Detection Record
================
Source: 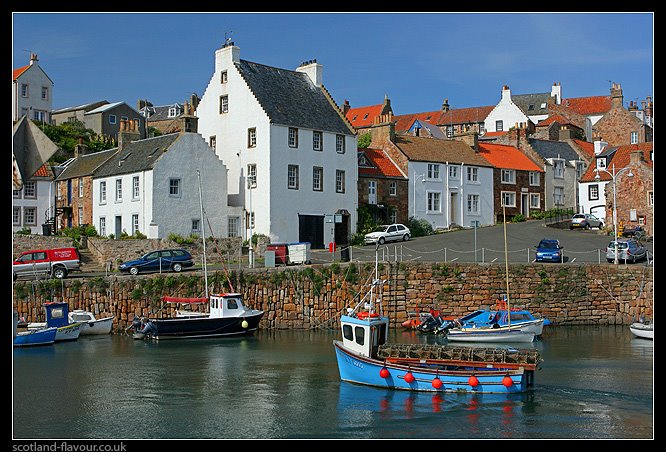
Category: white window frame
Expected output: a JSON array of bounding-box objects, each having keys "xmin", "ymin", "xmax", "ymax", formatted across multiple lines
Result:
[
  {"xmin": 467, "ymin": 194, "xmax": 480, "ymax": 214},
  {"xmin": 336, "ymin": 134, "xmax": 345, "ymax": 154},
  {"xmin": 131, "ymin": 214, "xmax": 139, "ymax": 235},
  {"xmin": 247, "ymin": 164, "xmax": 257, "ymax": 188},
  {"xmin": 23, "ymin": 181, "xmax": 36, "ymax": 198},
  {"xmin": 553, "ymin": 187, "xmax": 564, "ymax": 206},
  {"xmin": 448, "ymin": 166, "xmax": 458, "ymax": 179},
  {"xmin": 501, "ymin": 191, "xmax": 516, "ymax": 207},
  {"xmin": 168, "ymin": 107, "xmax": 177, "ymax": 118},
  {"xmin": 427, "ymin": 191, "xmax": 441, "ymax": 213},
  {"xmin": 530, "ymin": 193, "xmax": 541, "ymax": 209},
  {"xmin": 389, "ymin": 209, "xmax": 397, "ymax": 225},
  {"xmin": 109, "ymin": 114, "xmax": 117, "ymax": 125},
  {"xmin": 219, "ymin": 95, "xmax": 229, "ymax": 114},
  {"xmin": 313, "ymin": 131, "xmax": 323, "ymax": 151},
  {"xmin": 169, "ymin": 178, "xmax": 182, "ymax": 197},
  {"xmin": 496, "ymin": 120, "xmax": 503, "ymax": 132},
  {"xmin": 191, "ymin": 219, "xmax": 201, "ymax": 234},
  {"xmin": 41, "ymin": 86, "xmax": 49, "ymax": 100},
  {"xmin": 248, "ymin": 128, "xmax": 256, "ymax": 148},
  {"xmin": 132, "ymin": 176, "xmax": 140, "ymax": 200},
  {"xmin": 115, "ymin": 179, "xmax": 123, "ymax": 202},
  {"xmin": 427, "ymin": 163, "xmax": 440, "ymax": 180},
  {"xmin": 288, "ymin": 128, "xmax": 298, "ymax": 148},
  {"xmin": 589, "ymin": 184, "xmax": 599, "ymax": 201},
  {"xmin": 228, "ymin": 216, "xmax": 240, "ymax": 238},
  {"xmin": 100, "ymin": 181, "xmax": 107, "ymax": 204},
  {"xmin": 501, "ymin": 169, "xmax": 516, "ymax": 184},
  {"xmin": 466, "ymin": 167, "xmax": 479, "ymax": 183},
  {"xmin": 336, "ymin": 170, "xmax": 345, "ymax": 193},
  {"xmin": 21, "ymin": 83, "xmax": 29, "ymax": 97},
  {"xmin": 313, "ymin": 166, "xmax": 323, "ymax": 191},
  {"xmin": 597, "ymin": 157, "xmax": 607, "ymax": 169},
  {"xmin": 553, "ymin": 160, "xmax": 565, "ymax": 179},
  {"xmin": 630, "ymin": 131, "xmax": 638, "ymax": 144},
  {"xmin": 13, "ymin": 207, "xmax": 21, "ymax": 226},
  {"xmin": 287, "ymin": 165, "xmax": 299, "ymax": 190},
  {"xmin": 529, "ymin": 171, "xmax": 540, "ymax": 186},
  {"xmin": 13, "ymin": 188, "xmax": 21, "ymax": 199},
  {"xmin": 76, "ymin": 177, "xmax": 83, "ymax": 198},
  {"xmin": 647, "ymin": 191, "xmax": 653, "ymax": 206},
  {"xmin": 23, "ymin": 207, "xmax": 36, "ymax": 226},
  {"xmin": 389, "ymin": 181, "xmax": 397, "ymax": 196},
  {"xmin": 99, "ymin": 217, "xmax": 106, "ymax": 236},
  {"xmin": 78, "ymin": 207, "xmax": 84, "ymax": 225}
]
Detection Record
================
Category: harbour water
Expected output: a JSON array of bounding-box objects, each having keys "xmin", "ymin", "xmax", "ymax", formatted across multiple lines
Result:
[{"xmin": 12, "ymin": 325, "xmax": 653, "ymax": 440}]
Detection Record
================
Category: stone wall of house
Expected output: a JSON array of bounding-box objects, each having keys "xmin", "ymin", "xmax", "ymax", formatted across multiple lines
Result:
[
  {"xmin": 357, "ymin": 178, "xmax": 410, "ymax": 225},
  {"xmin": 592, "ymin": 107, "xmax": 646, "ymax": 146},
  {"xmin": 13, "ymin": 261, "xmax": 653, "ymax": 334}
]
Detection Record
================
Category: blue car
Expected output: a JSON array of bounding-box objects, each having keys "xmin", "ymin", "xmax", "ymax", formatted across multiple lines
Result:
[
  {"xmin": 119, "ymin": 249, "xmax": 194, "ymax": 275},
  {"xmin": 535, "ymin": 239, "xmax": 563, "ymax": 263}
]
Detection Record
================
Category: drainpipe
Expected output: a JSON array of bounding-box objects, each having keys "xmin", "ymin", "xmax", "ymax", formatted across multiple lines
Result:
[
  {"xmin": 445, "ymin": 162, "xmax": 449, "ymax": 228},
  {"xmin": 460, "ymin": 162, "xmax": 465, "ymax": 227}
]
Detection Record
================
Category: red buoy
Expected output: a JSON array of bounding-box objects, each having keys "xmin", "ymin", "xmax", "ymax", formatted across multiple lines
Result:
[
  {"xmin": 502, "ymin": 376, "xmax": 513, "ymax": 387},
  {"xmin": 431, "ymin": 377, "xmax": 443, "ymax": 389},
  {"xmin": 404, "ymin": 372, "xmax": 415, "ymax": 383},
  {"xmin": 468, "ymin": 375, "xmax": 479, "ymax": 387},
  {"xmin": 379, "ymin": 367, "xmax": 390, "ymax": 379}
]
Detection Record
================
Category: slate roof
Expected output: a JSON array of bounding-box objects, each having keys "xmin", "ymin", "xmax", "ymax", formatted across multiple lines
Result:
[
  {"xmin": 346, "ymin": 104, "xmax": 384, "ymax": 128},
  {"xmin": 393, "ymin": 136, "xmax": 492, "ymax": 167},
  {"xmin": 144, "ymin": 104, "xmax": 183, "ymax": 122},
  {"xmin": 528, "ymin": 139, "xmax": 581, "ymax": 161},
  {"xmin": 512, "ymin": 93, "xmax": 551, "ymax": 116},
  {"xmin": 408, "ymin": 119, "xmax": 447, "ymax": 139},
  {"xmin": 579, "ymin": 142, "xmax": 653, "ymax": 182},
  {"xmin": 358, "ymin": 149, "xmax": 406, "ymax": 179},
  {"xmin": 235, "ymin": 59, "xmax": 353, "ymax": 135},
  {"xmin": 86, "ymin": 101, "xmax": 131, "ymax": 115},
  {"xmin": 93, "ymin": 133, "xmax": 181, "ymax": 178},
  {"xmin": 54, "ymin": 148, "xmax": 119, "ymax": 181},
  {"xmin": 52, "ymin": 101, "xmax": 109, "ymax": 114},
  {"xmin": 477, "ymin": 143, "xmax": 543, "ymax": 172}
]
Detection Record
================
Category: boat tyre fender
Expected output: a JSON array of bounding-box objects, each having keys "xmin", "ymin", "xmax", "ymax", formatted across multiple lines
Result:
[{"xmin": 357, "ymin": 312, "xmax": 379, "ymax": 320}]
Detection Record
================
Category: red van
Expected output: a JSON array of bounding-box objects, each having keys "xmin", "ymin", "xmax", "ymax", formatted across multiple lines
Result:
[{"xmin": 13, "ymin": 247, "xmax": 81, "ymax": 281}]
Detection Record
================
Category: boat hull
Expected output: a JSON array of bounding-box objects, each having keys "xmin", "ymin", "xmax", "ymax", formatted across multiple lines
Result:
[
  {"xmin": 151, "ymin": 312, "xmax": 264, "ymax": 340},
  {"xmin": 78, "ymin": 317, "xmax": 114, "ymax": 335},
  {"xmin": 446, "ymin": 329, "xmax": 535, "ymax": 343},
  {"xmin": 55, "ymin": 323, "xmax": 82, "ymax": 341},
  {"xmin": 14, "ymin": 327, "xmax": 57, "ymax": 347},
  {"xmin": 630, "ymin": 323, "xmax": 653, "ymax": 340},
  {"xmin": 334, "ymin": 341, "xmax": 533, "ymax": 394}
]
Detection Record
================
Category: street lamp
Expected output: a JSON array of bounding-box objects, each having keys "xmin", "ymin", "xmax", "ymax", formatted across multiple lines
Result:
[
  {"xmin": 412, "ymin": 171, "xmax": 426, "ymax": 218},
  {"xmin": 237, "ymin": 151, "xmax": 254, "ymax": 268},
  {"xmin": 595, "ymin": 163, "xmax": 633, "ymax": 264}
]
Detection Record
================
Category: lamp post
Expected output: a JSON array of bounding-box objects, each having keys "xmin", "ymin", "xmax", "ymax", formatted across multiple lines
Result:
[
  {"xmin": 595, "ymin": 163, "xmax": 633, "ymax": 264},
  {"xmin": 412, "ymin": 171, "xmax": 426, "ymax": 218},
  {"xmin": 237, "ymin": 151, "xmax": 254, "ymax": 268}
]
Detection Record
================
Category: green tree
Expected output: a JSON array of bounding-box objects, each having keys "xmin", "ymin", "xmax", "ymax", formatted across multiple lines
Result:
[
  {"xmin": 357, "ymin": 132, "xmax": 372, "ymax": 149},
  {"xmin": 37, "ymin": 120, "xmax": 116, "ymax": 163}
]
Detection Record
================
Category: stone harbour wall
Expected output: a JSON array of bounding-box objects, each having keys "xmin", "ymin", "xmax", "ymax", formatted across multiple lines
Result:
[{"xmin": 12, "ymin": 262, "xmax": 653, "ymax": 333}]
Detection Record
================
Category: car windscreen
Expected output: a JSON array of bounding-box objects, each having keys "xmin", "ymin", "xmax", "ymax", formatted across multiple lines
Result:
[
  {"xmin": 373, "ymin": 226, "xmax": 387, "ymax": 232},
  {"xmin": 539, "ymin": 241, "xmax": 558, "ymax": 249},
  {"xmin": 609, "ymin": 242, "xmax": 628, "ymax": 249}
]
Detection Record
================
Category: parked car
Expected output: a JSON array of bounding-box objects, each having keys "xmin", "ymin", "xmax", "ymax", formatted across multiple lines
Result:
[
  {"xmin": 13, "ymin": 247, "xmax": 81, "ymax": 281},
  {"xmin": 119, "ymin": 249, "xmax": 194, "ymax": 275},
  {"xmin": 606, "ymin": 239, "xmax": 647, "ymax": 263},
  {"xmin": 535, "ymin": 239, "xmax": 563, "ymax": 263},
  {"xmin": 570, "ymin": 213, "xmax": 603, "ymax": 230},
  {"xmin": 364, "ymin": 224, "xmax": 411, "ymax": 245},
  {"xmin": 622, "ymin": 225, "xmax": 646, "ymax": 239}
]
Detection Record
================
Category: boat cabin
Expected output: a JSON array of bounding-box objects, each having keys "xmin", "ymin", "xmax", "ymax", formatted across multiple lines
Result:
[
  {"xmin": 209, "ymin": 293, "xmax": 247, "ymax": 319},
  {"xmin": 44, "ymin": 302, "xmax": 71, "ymax": 328},
  {"xmin": 340, "ymin": 312, "xmax": 389, "ymax": 358},
  {"xmin": 69, "ymin": 310, "xmax": 95, "ymax": 323}
]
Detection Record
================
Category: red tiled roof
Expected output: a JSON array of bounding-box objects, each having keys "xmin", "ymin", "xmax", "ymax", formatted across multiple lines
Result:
[
  {"xmin": 359, "ymin": 148, "xmax": 406, "ymax": 178},
  {"xmin": 579, "ymin": 142, "xmax": 653, "ymax": 182},
  {"xmin": 562, "ymin": 96, "xmax": 612, "ymax": 115},
  {"xmin": 438, "ymin": 106, "xmax": 494, "ymax": 125},
  {"xmin": 346, "ymin": 104, "xmax": 384, "ymax": 128},
  {"xmin": 536, "ymin": 114, "xmax": 571, "ymax": 126},
  {"xmin": 482, "ymin": 131, "xmax": 507, "ymax": 137},
  {"xmin": 32, "ymin": 164, "xmax": 52, "ymax": 178},
  {"xmin": 572, "ymin": 139, "xmax": 596, "ymax": 159},
  {"xmin": 394, "ymin": 111, "xmax": 442, "ymax": 132},
  {"xmin": 13, "ymin": 65, "xmax": 30, "ymax": 81},
  {"xmin": 477, "ymin": 143, "xmax": 543, "ymax": 172}
]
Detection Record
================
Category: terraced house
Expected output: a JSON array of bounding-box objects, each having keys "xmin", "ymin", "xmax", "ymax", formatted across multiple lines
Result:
[{"xmin": 196, "ymin": 41, "xmax": 358, "ymax": 248}]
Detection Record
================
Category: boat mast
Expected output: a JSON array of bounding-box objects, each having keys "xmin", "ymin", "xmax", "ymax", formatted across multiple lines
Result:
[
  {"xmin": 503, "ymin": 205, "xmax": 511, "ymax": 329},
  {"xmin": 197, "ymin": 169, "xmax": 209, "ymax": 299}
]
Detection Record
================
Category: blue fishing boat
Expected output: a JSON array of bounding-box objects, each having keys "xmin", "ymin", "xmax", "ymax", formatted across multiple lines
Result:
[
  {"xmin": 449, "ymin": 302, "xmax": 550, "ymax": 336},
  {"xmin": 14, "ymin": 327, "xmax": 57, "ymax": 347},
  {"xmin": 333, "ymin": 251, "xmax": 542, "ymax": 394},
  {"xmin": 27, "ymin": 302, "xmax": 82, "ymax": 342}
]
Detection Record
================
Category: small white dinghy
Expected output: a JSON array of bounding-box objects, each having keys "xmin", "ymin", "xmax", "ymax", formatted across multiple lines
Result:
[
  {"xmin": 68, "ymin": 310, "xmax": 114, "ymax": 335},
  {"xmin": 630, "ymin": 320, "xmax": 653, "ymax": 340}
]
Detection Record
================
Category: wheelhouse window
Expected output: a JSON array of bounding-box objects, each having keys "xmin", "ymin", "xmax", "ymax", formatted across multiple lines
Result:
[{"xmin": 288, "ymin": 128, "xmax": 299, "ymax": 148}]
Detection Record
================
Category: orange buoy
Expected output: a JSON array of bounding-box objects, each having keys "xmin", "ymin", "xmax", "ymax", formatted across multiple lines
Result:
[
  {"xmin": 468, "ymin": 375, "xmax": 479, "ymax": 387},
  {"xmin": 432, "ymin": 376, "xmax": 443, "ymax": 389},
  {"xmin": 404, "ymin": 371, "xmax": 415, "ymax": 383},
  {"xmin": 502, "ymin": 376, "xmax": 513, "ymax": 387},
  {"xmin": 357, "ymin": 311, "xmax": 380, "ymax": 320},
  {"xmin": 379, "ymin": 367, "xmax": 390, "ymax": 378}
]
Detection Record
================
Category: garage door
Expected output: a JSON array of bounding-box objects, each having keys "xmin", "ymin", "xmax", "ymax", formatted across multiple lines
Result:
[{"xmin": 298, "ymin": 215, "xmax": 324, "ymax": 249}]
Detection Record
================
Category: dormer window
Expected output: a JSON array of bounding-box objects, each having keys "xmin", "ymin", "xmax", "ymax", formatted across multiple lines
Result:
[
  {"xmin": 168, "ymin": 107, "xmax": 177, "ymax": 118},
  {"xmin": 363, "ymin": 113, "xmax": 368, "ymax": 120},
  {"xmin": 541, "ymin": 103, "xmax": 547, "ymax": 108},
  {"xmin": 352, "ymin": 115, "xmax": 357, "ymax": 121},
  {"xmin": 597, "ymin": 157, "xmax": 607, "ymax": 169},
  {"xmin": 528, "ymin": 104, "xmax": 535, "ymax": 111}
]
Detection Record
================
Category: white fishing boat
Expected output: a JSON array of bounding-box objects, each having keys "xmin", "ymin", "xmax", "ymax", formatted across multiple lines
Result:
[
  {"xmin": 68, "ymin": 310, "xmax": 114, "ymax": 335},
  {"xmin": 630, "ymin": 320, "xmax": 653, "ymax": 340}
]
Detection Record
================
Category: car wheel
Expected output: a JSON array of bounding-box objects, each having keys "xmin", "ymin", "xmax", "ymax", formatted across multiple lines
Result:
[
  {"xmin": 607, "ymin": 259, "xmax": 613, "ymax": 263},
  {"xmin": 52, "ymin": 267, "xmax": 67, "ymax": 279},
  {"xmin": 584, "ymin": 224, "xmax": 590, "ymax": 230},
  {"xmin": 129, "ymin": 267, "xmax": 139, "ymax": 276},
  {"xmin": 172, "ymin": 263, "xmax": 183, "ymax": 272},
  {"xmin": 378, "ymin": 237, "xmax": 385, "ymax": 245},
  {"xmin": 569, "ymin": 226, "xmax": 574, "ymax": 230},
  {"xmin": 403, "ymin": 234, "xmax": 410, "ymax": 242},
  {"xmin": 599, "ymin": 223, "xmax": 603, "ymax": 229}
]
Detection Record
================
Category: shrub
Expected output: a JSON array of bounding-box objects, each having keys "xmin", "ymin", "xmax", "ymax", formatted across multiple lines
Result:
[
  {"xmin": 408, "ymin": 217, "xmax": 433, "ymax": 238},
  {"xmin": 511, "ymin": 213, "xmax": 526, "ymax": 223},
  {"xmin": 15, "ymin": 227, "xmax": 32, "ymax": 235},
  {"xmin": 357, "ymin": 132, "xmax": 372, "ymax": 149}
]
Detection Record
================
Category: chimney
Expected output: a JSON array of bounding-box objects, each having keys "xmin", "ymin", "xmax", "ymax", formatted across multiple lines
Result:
[
  {"xmin": 501, "ymin": 85, "xmax": 511, "ymax": 102},
  {"xmin": 179, "ymin": 100, "xmax": 198, "ymax": 134},
  {"xmin": 74, "ymin": 137, "xmax": 88, "ymax": 158},
  {"xmin": 296, "ymin": 59, "xmax": 323, "ymax": 87},
  {"xmin": 628, "ymin": 101, "xmax": 638, "ymax": 111},
  {"xmin": 370, "ymin": 113, "xmax": 395, "ymax": 146},
  {"xmin": 118, "ymin": 119, "xmax": 141, "ymax": 151},
  {"xmin": 459, "ymin": 132, "xmax": 478, "ymax": 151},
  {"xmin": 610, "ymin": 82, "xmax": 623, "ymax": 109},
  {"xmin": 558, "ymin": 126, "xmax": 573, "ymax": 141},
  {"xmin": 550, "ymin": 82, "xmax": 562, "ymax": 105},
  {"xmin": 645, "ymin": 96, "xmax": 653, "ymax": 117},
  {"xmin": 342, "ymin": 100, "xmax": 350, "ymax": 116},
  {"xmin": 630, "ymin": 149, "xmax": 645, "ymax": 165},
  {"xmin": 29, "ymin": 53, "xmax": 38, "ymax": 65},
  {"xmin": 215, "ymin": 41, "xmax": 240, "ymax": 74},
  {"xmin": 442, "ymin": 98, "xmax": 450, "ymax": 112},
  {"xmin": 593, "ymin": 139, "xmax": 608, "ymax": 155},
  {"xmin": 507, "ymin": 123, "xmax": 523, "ymax": 148},
  {"xmin": 190, "ymin": 93, "xmax": 200, "ymax": 113},
  {"xmin": 382, "ymin": 94, "xmax": 392, "ymax": 114}
]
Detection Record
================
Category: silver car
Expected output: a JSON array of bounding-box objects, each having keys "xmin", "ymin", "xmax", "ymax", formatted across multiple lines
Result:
[
  {"xmin": 364, "ymin": 224, "xmax": 411, "ymax": 245},
  {"xmin": 570, "ymin": 213, "xmax": 604, "ymax": 230},
  {"xmin": 606, "ymin": 239, "xmax": 647, "ymax": 263}
]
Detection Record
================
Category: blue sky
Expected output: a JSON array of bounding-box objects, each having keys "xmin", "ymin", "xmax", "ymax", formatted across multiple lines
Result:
[{"xmin": 12, "ymin": 12, "xmax": 654, "ymax": 114}]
